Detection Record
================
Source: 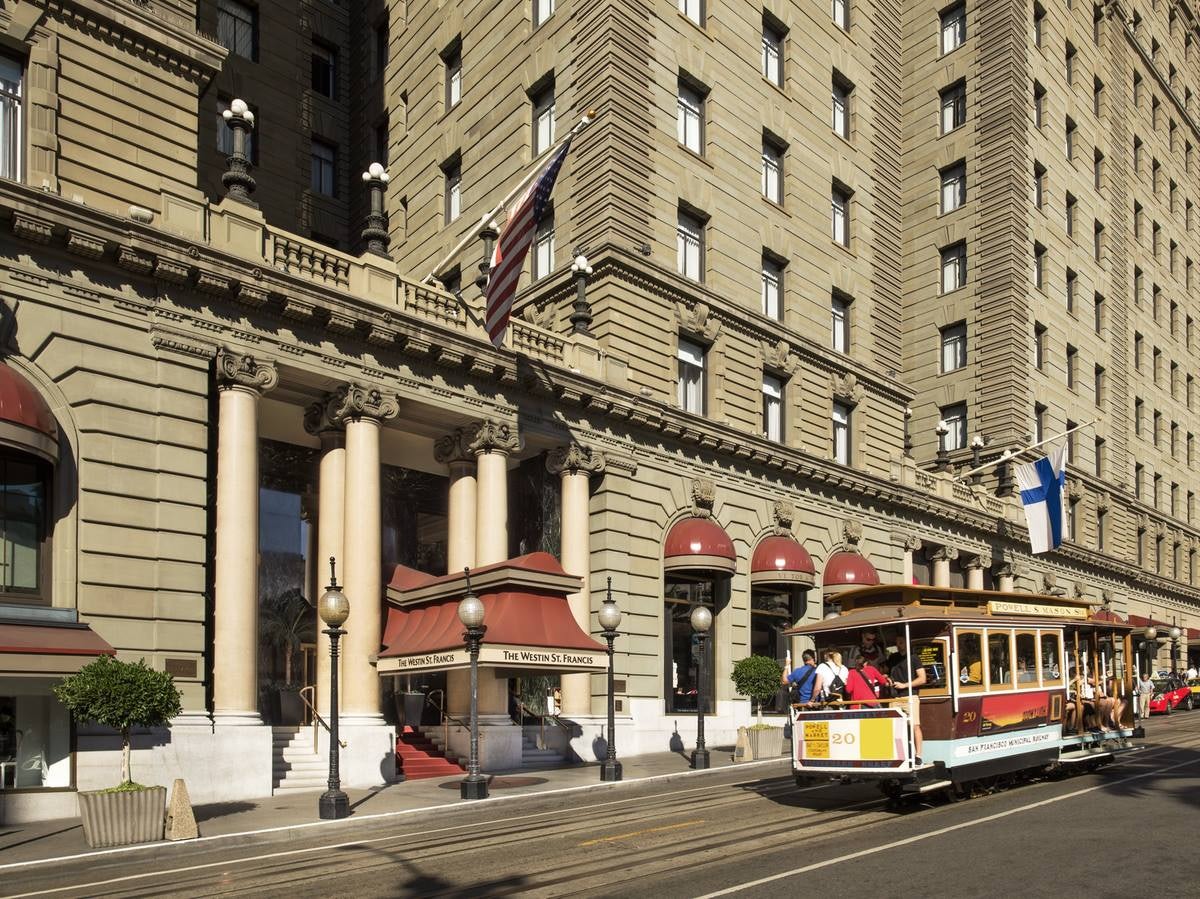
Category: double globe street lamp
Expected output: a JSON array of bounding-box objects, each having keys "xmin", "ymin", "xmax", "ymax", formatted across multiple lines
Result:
[
  {"xmin": 690, "ymin": 605, "xmax": 712, "ymax": 770},
  {"xmin": 598, "ymin": 578, "xmax": 622, "ymax": 782},
  {"xmin": 317, "ymin": 557, "xmax": 350, "ymax": 820},
  {"xmin": 458, "ymin": 569, "xmax": 489, "ymax": 801}
]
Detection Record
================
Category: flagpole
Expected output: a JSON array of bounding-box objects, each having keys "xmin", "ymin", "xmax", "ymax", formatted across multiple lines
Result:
[
  {"xmin": 952, "ymin": 419, "xmax": 1095, "ymax": 484},
  {"xmin": 421, "ymin": 111, "xmax": 596, "ymax": 285}
]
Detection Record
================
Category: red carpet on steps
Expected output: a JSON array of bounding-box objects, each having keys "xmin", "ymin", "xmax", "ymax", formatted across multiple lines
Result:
[{"xmin": 396, "ymin": 727, "xmax": 466, "ymax": 779}]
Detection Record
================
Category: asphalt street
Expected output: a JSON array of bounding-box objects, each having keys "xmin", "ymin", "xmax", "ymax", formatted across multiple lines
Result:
[{"xmin": 3, "ymin": 713, "xmax": 1199, "ymax": 898}]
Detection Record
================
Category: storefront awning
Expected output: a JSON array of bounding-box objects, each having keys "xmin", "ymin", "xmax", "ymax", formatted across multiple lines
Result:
[
  {"xmin": 750, "ymin": 535, "xmax": 815, "ymax": 588},
  {"xmin": 663, "ymin": 516, "xmax": 736, "ymax": 576},
  {"xmin": 0, "ymin": 361, "xmax": 58, "ymax": 462},
  {"xmin": 378, "ymin": 552, "xmax": 607, "ymax": 674},
  {"xmin": 0, "ymin": 620, "xmax": 116, "ymax": 674},
  {"xmin": 822, "ymin": 549, "xmax": 880, "ymax": 594}
]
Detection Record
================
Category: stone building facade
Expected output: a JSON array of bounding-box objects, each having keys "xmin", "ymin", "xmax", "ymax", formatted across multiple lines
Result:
[{"xmin": 0, "ymin": 0, "xmax": 1197, "ymax": 823}]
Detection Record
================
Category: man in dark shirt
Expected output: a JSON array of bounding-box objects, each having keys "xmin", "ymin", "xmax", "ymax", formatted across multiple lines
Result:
[
  {"xmin": 781, "ymin": 649, "xmax": 819, "ymax": 704},
  {"xmin": 887, "ymin": 634, "xmax": 927, "ymax": 764}
]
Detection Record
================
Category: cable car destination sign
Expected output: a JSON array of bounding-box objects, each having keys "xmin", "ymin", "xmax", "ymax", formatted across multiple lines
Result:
[{"xmin": 986, "ymin": 600, "xmax": 1087, "ymax": 619}]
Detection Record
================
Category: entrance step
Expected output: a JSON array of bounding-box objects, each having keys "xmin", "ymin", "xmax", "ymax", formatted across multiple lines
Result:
[
  {"xmin": 272, "ymin": 726, "xmax": 328, "ymax": 792},
  {"xmin": 397, "ymin": 727, "xmax": 465, "ymax": 780}
]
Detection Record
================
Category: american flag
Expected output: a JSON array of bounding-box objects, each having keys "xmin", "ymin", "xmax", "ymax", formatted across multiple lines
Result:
[{"xmin": 484, "ymin": 139, "xmax": 572, "ymax": 347}]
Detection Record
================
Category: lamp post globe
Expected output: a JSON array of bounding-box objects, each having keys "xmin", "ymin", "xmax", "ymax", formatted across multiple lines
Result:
[
  {"xmin": 318, "ymin": 557, "xmax": 350, "ymax": 820},
  {"xmin": 598, "ymin": 578, "xmax": 622, "ymax": 782},
  {"xmin": 690, "ymin": 605, "xmax": 712, "ymax": 770},
  {"xmin": 458, "ymin": 569, "xmax": 489, "ymax": 801}
]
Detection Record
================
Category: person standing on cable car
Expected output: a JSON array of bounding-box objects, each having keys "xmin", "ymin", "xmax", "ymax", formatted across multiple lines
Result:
[
  {"xmin": 887, "ymin": 634, "xmax": 927, "ymax": 765},
  {"xmin": 780, "ymin": 649, "xmax": 819, "ymax": 705},
  {"xmin": 846, "ymin": 630, "xmax": 886, "ymax": 670}
]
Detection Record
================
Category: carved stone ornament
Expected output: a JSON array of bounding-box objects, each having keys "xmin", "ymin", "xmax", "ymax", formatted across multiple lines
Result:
[
  {"xmin": 521, "ymin": 302, "xmax": 556, "ymax": 330},
  {"xmin": 215, "ymin": 349, "xmax": 278, "ymax": 393},
  {"xmin": 464, "ymin": 419, "xmax": 521, "ymax": 456},
  {"xmin": 1096, "ymin": 491, "xmax": 1111, "ymax": 512},
  {"xmin": 322, "ymin": 382, "xmax": 400, "ymax": 425},
  {"xmin": 1171, "ymin": 528, "xmax": 1182, "ymax": 547},
  {"xmin": 676, "ymin": 301, "xmax": 722, "ymax": 342},
  {"xmin": 1066, "ymin": 478, "xmax": 1084, "ymax": 501},
  {"xmin": 831, "ymin": 372, "xmax": 866, "ymax": 405},
  {"xmin": 901, "ymin": 533, "xmax": 924, "ymax": 553},
  {"xmin": 303, "ymin": 395, "xmax": 342, "ymax": 436},
  {"xmin": 772, "ymin": 500, "xmax": 795, "ymax": 536},
  {"xmin": 964, "ymin": 551, "xmax": 992, "ymax": 570},
  {"xmin": 841, "ymin": 518, "xmax": 863, "ymax": 549},
  {"xmin": 546, "ymin": 442, "xmax": 607, "ymax": 477},
  {"xmin": 1041, "ymin": 571, "xmax": 1062, "ymax": 595},
  {"xmin": 1071, "ymin": 581, "xmax": 1087, "ymax": 599},
  {"xmin": 930, "ymin": 545, "xmax": 959, "ymax": 563},
  {"xmin": 433, "ymin": 428, "xmax": 473, "ymax": 465},
  {"xmin": 691, "ymin": 477, "xmax": 716, "ymax": 519},
  {"xmin": 1154, "ymin": 520, "xmax": 1168, "ymax": 539},
  {"xmin": 761, "ymin": 339, "xmax": 798, "ymax": 375},
  {"xmin": 1136, "ymin": 513, "xmax": 1149, "ymax": 532},
  {"xmin": 1101, "ymin": 589, "xmax": 1114, "ymax": 609}
]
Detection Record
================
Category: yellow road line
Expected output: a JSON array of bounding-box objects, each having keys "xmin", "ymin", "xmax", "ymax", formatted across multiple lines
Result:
[{"xmin": 579, "ymin": 819, "xmax": 705, "ymax": 847}]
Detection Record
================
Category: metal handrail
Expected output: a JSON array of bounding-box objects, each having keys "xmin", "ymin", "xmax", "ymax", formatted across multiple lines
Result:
[
  {"xmin": 517, "ymin": 703, "xmax": 572, "ymax": 750},
  {"xmin": 423, "ymin": 688, "xmax": 484, "ymax": 751},
  {"xmin": 298, "ymin": 686, "xmax": 346, "ymax": 753}
]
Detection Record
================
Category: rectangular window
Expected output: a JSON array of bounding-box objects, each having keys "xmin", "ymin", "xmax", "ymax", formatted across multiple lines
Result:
[
  {"xmin": 443, "ymin": 40, "xmax": 462, "ymax": 109},
  {"xmin": 832, "ymin": 0, "xmax": 848, "ymax": 30},
  {"xmin": 831, "ymin": 186, "xmax": 850, "ymax": 247},
  {"xmin": 1093, "ymin": 293, "xmax": 1104, "ymax": 333},
  {"xmin": 0, "ymin": 56, "xmax": 20, "ymax": 182},
  {"xmin": 940, "ymin": 82, "xmax": 966, "ymax": 134},
  {"xmin": 218, "ymin": 0, "xmax": 257, "ymax": 61},
  {"xmin": 532, "ymin": 82, "xmax": 556, "ymax": 155},
  {"xmin": 1066, "ymin": 421, "xmax": 1078, "ymax": 466},
  {"xmin": 311, "ymin": 42, "xmax": 336, "ymax": 99},
  {"xmin": 762, "ymin": 136, "xmax": 784, "ymax": 203},
  {"xmin": 1093, "ymin": 76, "xmax": 1104, "ymax": 116},
  {"xmin": 941, "ymin": 321, "xmax": 967, "ymax": 372},
  {"xmin": 762, "ymin": 18, "xmax": 784, "ymax": 87},
  {"xmin": 941, "ymin": 242, "xmax": 966, "ymax": 292},
  {"xmin": 534, "ymin": 0, "xmax": 555, "ymax": 27},
  {"xmin": 831, "ymin": 292, "xmax": 850, "ymax": 353},
  {"xmin": 677, "ymin": 79, "xmax": 704, "ymax": 153},
  {"xmin": 832, "ymin": 402, "xmax": 852, "ymax": 465},
  {"xmin": 762, "ymin": 374, "xmax": 784, "ymax": 442},
  {"xmin": 940, "ymin": 403, "xmax": 968, "ymax": 450},
  {"xmin": 1066, "ymin": 268, "xmax": 1076, "ymax": 313},
  {"xmin": 0, "ymin": 677, "xmax": 70, "ymax": 788},
  {"xmin": 1034, "ymin": 323, "xmax": 1046, "ymax": 369},
  {"xmin": 1135, "ymin": 397, "xmax": 1144, "ymax": 436},
  {"xmin": 941, "ymin": 3, "xmax": 966, "ymax": 54},
  {"xmin": 374, "ymin": 117, "xmax": 388, "ymax": 166},
  {"xmin": 1065, "ymin": 117, "xmax": 1076, "ymax": 160},
  {"xmin": 1066, "ymin": 193, "xmax": 1076, "ymax": 235},
  {"xmin": 1034, "ymin": 242, "xmax": 1046, "ymax": 289},
  {"xmin": 1065, "ymin": 41, "xmax": 1076, "ymax": 85},
  {"xmin": 1094, "ymin": 364, "xmax": 1106, "ymax": 405},
  {"xmin": 1094, "ymin": 436, "xmax": 1106, "ymax": 476},
  {"xmin": 1097, "ymin": 508, "xmax": 1107, "ymax": 550},
  {"xmin": 1034, "ymin": 82, "xmax": 1046, "ymax": 128},
  {"xmin": 1093, "ymin": 149, "xmax": 1104, "ymax": 189},
  {"xmin": 940, "ymin": 161, "xmax": 966, "ymax": 213},
  {"xmin": 1066, "ymin": 344, "xmax": 1077, "ymax": 389},
  {"xmin": 1134, "ymin": 331, "xmax": 1143, "ymax": 370},
  {"xmin": 1033, "ymin": 162, "xmax": 1045, "ymax": 207},
  {"xmin": 762, "ymin": 255, "xmax": 783, "ymax": 320},
  {"xmin": 832, "ymin": 78, "xmax": 851, "ymax": 139},
  {"xmin": 443, "ymin": 155, "xmax": 461, "ymax": 222},
  {"xmin": 310, "ymin": 139, "xmax": 336, "ymax": 196},
  {"xmin": 676, "ymin": 208, "xmax": 704, "ymax": 281},
  {"xmin": 679, "ymin": 0, "xmax": 704, "ymax": 26},
  {"xmin": 373, "ymin": 24, "xmax": 388, "ymax": 81},
  {"xmin": 1033, "ymin": 3, "xmax": 1045, "ymax": 46},
  {"xmin": 532, "ymin": 211, "xmax": 555, "ymax": 280},
  {"xmin": 1034, "ymin": 403, "xmax": 1046, "ymax": 444},
  {"xmin": 677, "ymin": 338, "xmax": 706, "ymax": 414},
  {"xmin": 1094, "ymin": 221, "xmax": 1104, "ymax": 262}
]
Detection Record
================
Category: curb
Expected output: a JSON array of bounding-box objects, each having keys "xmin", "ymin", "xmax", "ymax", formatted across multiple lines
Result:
[{"xmin": 0, "ymin": 756, "xmax": 792, "ymax": 872}]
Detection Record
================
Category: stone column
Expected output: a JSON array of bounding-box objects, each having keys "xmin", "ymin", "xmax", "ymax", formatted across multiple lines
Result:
[
  {"xmin": 900, "ymin": 534, "xmax": 922, "ymax": 586},
  {"xmin": 305, "ymin": 401, "xmax": 347, "ymax": 718},
  {"xmin": 964, "ymin": 552, "xmax": 991, "ymax": 591},
  {"xmin": 547, "ymin": 443, "xmax": 606, "ymax": 716},
  {"xmin": 212, "ymin": 350, "xmax": 277, "ymax": 725},
  {"xmin": 930, "ymin": 546, "xmax": 958, "ymax": 588},
  {"xmin": 329, "ymin": 383, "xmax": 399, "ymax": 723},
  {"xmin": 468, "ymin": 419, "xmax": 520, "ymax": 566},
  {"xmin": 995, "ymin": 561, "xmax": 1016, "ymax": 593},
  {"xmin": 435, "ymin": 429, "xmax": 477, "ymax": 573}
]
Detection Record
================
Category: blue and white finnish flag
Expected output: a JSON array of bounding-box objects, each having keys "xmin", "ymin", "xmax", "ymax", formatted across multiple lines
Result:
[{"xmin": 1015, "ymin": 446, "xmax": 1068, "ymax": 554}]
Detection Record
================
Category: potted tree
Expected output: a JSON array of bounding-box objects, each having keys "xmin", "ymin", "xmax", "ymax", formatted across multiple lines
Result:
[
  {"xmin": 731, "ymin": 655, "xmax": 785, "ymax": 761},
  {"xmin": 260, "ymin": 588, "xmax": 315, "ymax": 724},
  {"xmin": 54, "ymin": 656, "xmax": 182, "ymax": 848}
]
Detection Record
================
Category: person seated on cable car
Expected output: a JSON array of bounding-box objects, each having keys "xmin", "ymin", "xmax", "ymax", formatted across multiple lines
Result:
[
  {"xmin": 1017, "ymin": 656, "xmax": 1037, "ymax": 683},
  {"xmin": 845, "ymin": 654, "xmax": 886, "ymax": 709},
  {"xmin": 1101, "ymin": 677, "xmax": 1127, "ymax": 729}
]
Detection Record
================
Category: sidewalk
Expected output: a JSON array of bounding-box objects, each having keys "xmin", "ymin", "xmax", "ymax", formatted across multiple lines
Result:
[{"xmin": 0, "ymin": 747, "xmax": 790, "ymax": 868}]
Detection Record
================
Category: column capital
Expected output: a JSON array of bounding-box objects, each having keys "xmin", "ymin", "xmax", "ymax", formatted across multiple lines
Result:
[
  {"xmin": 434, "ymin": 428, "xmax": 474, "ymax": 465},
  {"xmin": 929, "ymin": 545, "xmax": 959, "ymax": 563},
  {"xmin": 311, "ymin": 382, "xmax": 400, "ymax": 428},
  {"xmin": 465, "ymin": 419, "xmax": 521, "ymax": 456},
  {"xmin": 546, "ymin": 442, "xmax": 606, "ymax": 477},
  {"xmin": 963, "ymin": 551, "xmax": 992, "ymax": 571},
  {"xmin": 894, "ymin": 532, "xmax": 923, "ymax": 553},
  {"xmin": 216, "ymin": 349, "xmax": 278, "ymax": 393}
]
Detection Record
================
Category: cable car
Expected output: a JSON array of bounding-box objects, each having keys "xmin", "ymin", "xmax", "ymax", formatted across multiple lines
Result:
[{"xmin": 786, "ymin": 585, "xmax": 1137, "ymax": 802}]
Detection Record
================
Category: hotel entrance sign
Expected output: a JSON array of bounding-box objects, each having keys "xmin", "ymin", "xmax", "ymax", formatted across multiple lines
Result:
[{"xmin": 377, "ymin": 643, "xmax": 606, "ymax": 674}]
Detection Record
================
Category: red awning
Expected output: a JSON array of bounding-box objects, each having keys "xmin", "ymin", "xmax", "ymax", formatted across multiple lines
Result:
[
  {"xmin": 0, "ymin": 362, "xmax": 58, "ymax": 461},
  {"xmin": 1093, "ymin": 609, "xmax": 1127, "ymax": 624},
  {"xmin": 750, "ymin": 535, "xmax": 815, "ymax": 588},
  {"xmin": 0, "ymin": 620, "xmax": 116, "ymax": 674},
  {"xmin": 378, "ymin": 553, "xmax": 607, "ymax": 674},
  {"xmin": 822, "ymin": 549, "xmax": 880, "ymax": 593},
  {"xmin": 663, "ymin": 517, "xmax": 736, "ymax": 576}
]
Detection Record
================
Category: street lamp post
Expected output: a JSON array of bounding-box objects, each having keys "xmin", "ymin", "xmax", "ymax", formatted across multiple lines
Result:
[
  {"xmin": 690, "ymin": 605, "xmax": 712, "ymax": 770},
  {"xmin": 1169, "ymin": 621, "xmax": 1182, "ymax": 675},
  {"xmin": 317, "ymin": 557, "xmax": 350, "ymax": 820},
  {"xmin": 458, "ymin": 568, "xmax": 489, "ymax": 801},
  {"xmin": 598, "ymin": 577, "xmax": 622, "ymax": 782}
]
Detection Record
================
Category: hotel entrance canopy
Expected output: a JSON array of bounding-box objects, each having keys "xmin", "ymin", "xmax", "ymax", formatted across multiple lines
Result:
[{"xmin": 377, "ymin": 552, "xmax": 607, "ymax": 675}]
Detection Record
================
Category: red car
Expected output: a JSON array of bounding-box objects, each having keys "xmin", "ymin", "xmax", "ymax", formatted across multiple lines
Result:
[{"xmin": 1148, "ymin": 678, "xmax": 1194, "ymax": 714}]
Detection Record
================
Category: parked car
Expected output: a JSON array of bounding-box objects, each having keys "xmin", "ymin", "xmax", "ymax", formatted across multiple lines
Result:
[{"xmin": 1148, "ymin": 677, "xmax": 1194, "ymax": 714}]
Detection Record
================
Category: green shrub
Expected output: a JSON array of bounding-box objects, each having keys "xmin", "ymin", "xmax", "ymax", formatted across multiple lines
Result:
[
  {"xmin": 731, "ymin": 654, "xmax": 784, "ymax": 725},
  {"xmin": 54, "ymin": 656, "xmax": 182, "ymax": 788}
]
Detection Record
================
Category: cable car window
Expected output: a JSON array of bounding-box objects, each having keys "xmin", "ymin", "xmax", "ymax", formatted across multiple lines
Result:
[
  {"xmin": 987, "ymin": 631, "xmax": 1014, "ymax": 690},
  {"xmin": 957, "ymin": 629, "xmax": 984, "ymax": 692},
  {"xmin": 912, "ymin": 639, "xmax": 949, "ymax": 694},
  {"xmin": 1040, "ymin": 632, "xmax": 1062, "ymax": 687},
  {"xmin": 1015, "ymin": 632, "xmax": 1038, "ymax": 684}
]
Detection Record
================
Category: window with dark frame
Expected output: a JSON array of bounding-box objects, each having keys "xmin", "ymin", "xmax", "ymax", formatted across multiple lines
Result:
[
  {"xmin": 218, "ymin": 0, "xmax": 257, "ymax": 61},
  {"xmin": 310, "ymin": 138, "xmax": 336, "ymax": 196},
  {"xmin": 311, "ymin": 41, "xmax": 337, "ymax": 99},
  {"xmin": 0, "ymin": 55, "xmax": 22, "ymax": 181}
]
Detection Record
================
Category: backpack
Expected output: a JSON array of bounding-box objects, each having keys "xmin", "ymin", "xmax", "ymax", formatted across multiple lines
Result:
[{"xmin": 826, "ymin": 668, "xmax": 848, "ymax": 702}]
